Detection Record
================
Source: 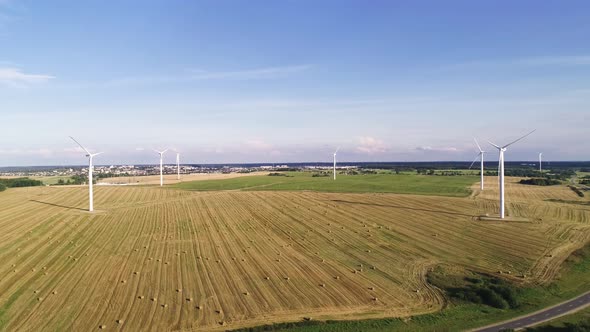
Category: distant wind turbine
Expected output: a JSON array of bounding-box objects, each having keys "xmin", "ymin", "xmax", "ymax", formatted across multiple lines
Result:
[
  {"xmin": 333, "ymin": 147, "xmax": 339, "ymax": 180},
  {"xmin": 176, "ymin": 152, "xmax": 180, "ymax": 180},
  {"xmin": 153, "ymin": 149, "xmax": 168, "ymax": 186},
  {"xmin": 539, "ymin": 152, "xmax": 543, "ymax": 172},
  {"xmin": 469, "ymin": 138, "xmax": 486, "ymax": 190},
  {"xmin": 488, "ymin": 130, "xmax": 536, "ymax": 219},
  {"xmin": 69, "ymin": 136, "xmax": 103, "ymax": 212}
]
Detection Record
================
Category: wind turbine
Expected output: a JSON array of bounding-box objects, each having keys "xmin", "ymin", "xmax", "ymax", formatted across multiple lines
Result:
[
  {"xmin": 469, "ymin": 138, "xmax": 486, "ymax": 190},
  {"xmin": 488, "ymin": 130, "xmax": 536, "ymax": 219},
  {"xmin": 539, "ymin": 152, "xmax": 543, "ymax": 172},
  {"xmin": 153, "ymin": 149, "xmax": 168, "ymax": 186},
  {"xmin": 176, "ymin": 152, "xmax": 181, "ymax": 180},
  {"xmin": 69, "ymin": 136, "xmax": 103, "ymax": 212},
  {"xmin": 333, "ymin": 147, "xmax": 339, "ymax": 180}
]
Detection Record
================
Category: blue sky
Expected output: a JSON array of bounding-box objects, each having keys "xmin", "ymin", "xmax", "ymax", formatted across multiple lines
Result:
[{"xmin": 1, "ymin": 0, "xmax": 589, "ymax": 166}]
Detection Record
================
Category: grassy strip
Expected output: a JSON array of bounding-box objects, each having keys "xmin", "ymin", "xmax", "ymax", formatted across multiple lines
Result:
[
  {"xmin": 174, "ymin": 172, "xmax": 476, "ymax": 197},
  {"xmin": 231, "ymin": 244, "xmax": 590, "ymax": 332},
  {"xmin": 525, "ymin": 307, "xmax": 590, "ymax": 331}
]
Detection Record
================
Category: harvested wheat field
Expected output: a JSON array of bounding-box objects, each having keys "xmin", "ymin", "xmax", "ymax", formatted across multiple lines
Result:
[
  {"xmin": 97, "ymin": 172, "xmax": 268, "ymax": 186},
  {"xmin": 0, "ymin": 179, "xmax": 589, "ymax": 331}
]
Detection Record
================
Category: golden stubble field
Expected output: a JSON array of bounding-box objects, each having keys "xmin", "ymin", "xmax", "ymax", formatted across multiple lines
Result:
[
  {"xmin": 0, "ymin": 177, "xmax": 589, "ymax": 331},
  {"xmin": 97, "ymin": 172, "xmax": 268, "ymax": 185}
]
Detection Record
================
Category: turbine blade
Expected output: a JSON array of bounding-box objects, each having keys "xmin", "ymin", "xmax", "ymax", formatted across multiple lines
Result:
[
  {"xmin": 69, "ymin": 136, "xmax": 91, "ymax": 155},
  {"xmin": 503, "ymin": 129, "xmax": 536, "ymax": 148},
  {"xmin": 487, "ymin": 141, "xmax": 501, "ymax": 149},
  {"xmin": 91, "ymin": 152, "xmax": 104, "ymax": 157},
  {"xmin": 469, "ymin": 154, "xmax": 479, "ymax": 169},
  {"xmin": 334, "ymin": 147, "xmax": 340, "ymax": 154},
  {"xmin": 473, "ymin": 138, "xmax": 483, "ymax": 152}
]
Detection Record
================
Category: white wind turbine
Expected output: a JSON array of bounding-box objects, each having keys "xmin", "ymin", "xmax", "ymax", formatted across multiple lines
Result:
[
  {"xmin": 69, "ymin": 136, "xmax": 103, "ymax": 212},
  {"xmin": 153, "ymin": 149, "xmax": 168, "ymax": 186},
  {"xmin": 333, "ymin": 147, "xmax": 340, "ymax": 180},
  {"xmin": 488, "ymin": 130, "xmax": 536, "ymax": 219},
  {"xmin": 539, "ymin": 152, "xmax": 543, "ymax": 172},
  {"xmin": 469, "ymin": 138, "xmax": 486, "ymax": 190},
  {"xmin": 176, "ymin": 151, "xmax": 181, "ymax": 180}
]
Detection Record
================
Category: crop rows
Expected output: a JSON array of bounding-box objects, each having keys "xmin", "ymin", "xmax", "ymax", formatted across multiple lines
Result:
[{"xmin": 0, "ymin": 181, "xmax": 588, "ymax": 331}]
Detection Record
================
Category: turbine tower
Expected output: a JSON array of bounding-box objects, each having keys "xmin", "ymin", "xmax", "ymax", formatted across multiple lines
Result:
[
  {"xmin": 153, "ymin": 149, "xmax": 168, "ymax": 187},
  {"xmin": 69, "ymin": 136, "xmax": 103, "ymax": 212},
  {"xmin": 539, "ymin": 152, "xmax": 543, "ymax": 172},
  {"xmin": 333, "ymin": 147, "xmax": 339, "ymax": 180},
  {"xmin": 469, "ymin": 138, "xmax": 486, "ymax": 190},
  {"xmin": 488, "ymin": 130, "xmax": 536, "ymax": 219},
  {"xmin": 176, "ymin": 152, "xmax": 180, "ymax": 180}
]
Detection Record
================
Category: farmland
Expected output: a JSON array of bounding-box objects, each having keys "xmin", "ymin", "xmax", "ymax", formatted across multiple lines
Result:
[
  {"xmin": 0, "ymin": 175, "xmax": 589, "ymax": 331},
  {"xmin": 174, "ymin": 172, "xmax": 475, "ymax": 197}
]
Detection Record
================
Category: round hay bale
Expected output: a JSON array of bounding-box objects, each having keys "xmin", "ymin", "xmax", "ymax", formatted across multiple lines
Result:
[
  {"xmin": 176, "ymin": 289, "xmax": 182, "ymax": 293},
  {"xmin": 196, "ymin": 305, "xmax": 202, "ymax": 310},
  {"xmin": 116, "ymin": 319, "xmax": 123, "ymax": 324},
  {"xmin": 99, "ymin": 325, "xmax": 106, "ymax": 329}
]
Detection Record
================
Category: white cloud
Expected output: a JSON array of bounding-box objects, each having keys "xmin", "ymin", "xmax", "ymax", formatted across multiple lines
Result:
[
  {"xmin": 105, "ymin": 65, "xmax": 311, "ymax": 87},
  {"xmin": 0, "ymin": 148, "xmax": 54, "ymax": 157},
  {"xmin": 415, "ymin": 146, "xmax": 460, "ymax": 152},
  {"xmin": 244, "ymin": 140, "xmax": 273, "ymax": 151},
  {"xmin": 188, "ymin": 65, "xmax": 311, "ymax": 80},
  {"xmin": 442, "ymin": 55, "xmax": 590, "ymax": 72},
  {"xmin": 356, "ymin": 136, "xmax": 387, "ymax": 154},
  {"xmin": 0, "ymin": 67, "xmax": 55, "ymax": 87}
]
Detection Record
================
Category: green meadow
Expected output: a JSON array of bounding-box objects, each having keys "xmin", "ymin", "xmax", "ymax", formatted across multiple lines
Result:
[{"xmin": 174, "ymin": 172, "xmax": 477, "ymax": 197}]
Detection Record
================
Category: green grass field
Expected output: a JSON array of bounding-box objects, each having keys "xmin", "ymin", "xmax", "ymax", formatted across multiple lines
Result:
[
  {"xmin": 174, "ymin": 172, "xmax": 477, "ymax": 197},
  {"xmin": 31, "ymin": 176, "xmax": 71, "ymax": 185}
]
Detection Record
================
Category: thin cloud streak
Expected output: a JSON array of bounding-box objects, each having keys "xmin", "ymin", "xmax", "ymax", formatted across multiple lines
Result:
[
  {"xmin": 105, "ymin": 65, "xmax": 312, "ymax": 87},
  {"xmin": 0, "ymin": 67, "xmax": 55, "ymax": 87},
  {"xmin": 441, "ymin": 55, "xmax": 590, "ymax": 71}
]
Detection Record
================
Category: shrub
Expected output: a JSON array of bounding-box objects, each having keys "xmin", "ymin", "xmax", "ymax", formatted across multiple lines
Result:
[
  {"xmin": 0, "ymin": 183, "xmax": 6, "ymax": 192},
  {"xmin": 519, "ymin": 178, "xmax": 561, "ymax": 186}
]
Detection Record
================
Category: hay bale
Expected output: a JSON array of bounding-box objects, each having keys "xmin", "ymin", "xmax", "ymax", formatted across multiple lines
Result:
[
  {"xmin": 215, "ymin": 309, "xmax": 222, "ymax": 314},
  {"xmin": 196, "ymin": 305, "xmax": 202, "ymax": 309},
  {"xmin": 264, "ymin": 276, "xmax": 270, "ymax": 280},
  {"xmin": 243, "ymin": 291, "xmax": 249, "ymax": 296},
  {"xmin": 186, "ymin": 297, "xmax": 193, "ymax": 302},
  {"xmin": 138, "ymin": 295, "xmax": 145, "ymax": 299},
  {"xmin": 369, "ymin": 287, "xmax": 375, "ymax": 290},
  {"xmin": 99, "ymin": 325, "xmax": 106, "ymax": 329},
  {"xmin": 176, "ymin": 289, "xmax": 182, "ymax": 292},
  {"xmin": 372, "ymin": 297, "xmax": 378, "ymax": 301},
  {"xmin": 133, "ymin": 271, "xmax": 139, "ymax": 275},
  {"xmin": 320, "ymin": 283, "xmax": 325, "ymax": 287},
  {"xmin": 161, "ymin": 304, "xmax": 168, "ymax": 308},
  {"xmin": 37, "ymin": 297, "xmax": 43, "ymax": 301},
  {"xmin": 284, "ymin": 277, "xmax": 290, "ymax": 280},
  {"xmin": 116, "ymin": 319, "xmax": 124, "ymax": 324},
  {"xmin": 52, "ymin": 290, "xmax": 57, "ymax": 295},
  {"xmin": 303, "ymin": 317, "xmax": 312, "ymax": 321},
  {"xmin": 334, "ymin": 276, "xmax": 340, "ymax": 280},
  {"xmin": 121, "ymin": 280, "xmax": 126, "ymax": 284},
  {"xmin": 151, "ymin": 297, "xmax": 157, "ymax": 301}
]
